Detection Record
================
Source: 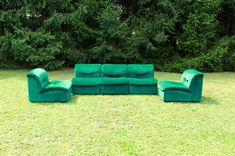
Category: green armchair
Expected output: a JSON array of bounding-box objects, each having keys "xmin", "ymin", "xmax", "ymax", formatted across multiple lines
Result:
[
  {"xmin": 158, "ymin": 69, "xmax": 204, "ymax": 102},
  {"xmin": 27, "ymin": 68, "xmax": 72, "ymax": 102}
]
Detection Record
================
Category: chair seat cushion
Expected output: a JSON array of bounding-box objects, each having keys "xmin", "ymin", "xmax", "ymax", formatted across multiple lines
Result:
[
  {"xmin": 40, "ymin": 80, "xmax": 71, "ymax": 93},
  {"xmin": 158, "ymin": 81, "xmax": 190, "ymax": 92},
  {"xmin": 100, "ymin": 77, "xmax": 128, "ymax": 85},
  {"xmin": 72, "ymin": 78, "xmax": 100, "ymax": 86},
  {"xmin": 129, "ymin": 78, "xmax": 157, "ymax": 85}
]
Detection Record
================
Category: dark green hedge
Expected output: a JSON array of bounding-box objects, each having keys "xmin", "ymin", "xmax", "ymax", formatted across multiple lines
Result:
[{"xmin": 0, "ymin": 0, "xmax": 234, "ymax": 72}]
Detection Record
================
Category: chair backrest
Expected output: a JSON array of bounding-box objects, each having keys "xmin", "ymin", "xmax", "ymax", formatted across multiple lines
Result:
[
  {"xmin": 27, "ymin": 68, "xmax": 49, "ymax": 101},
  {"xmin": 181, "ymin": 69, "xmax": 204, "ymax": 99},
  {"xmin": 74, "ymin": 64, "xmax": 101, "ymax": 78},
  {"xmin": 27, "ymin": 68, "xmax": 49, "ymax": 91},
  {"xmin": 128, "ymin": 64, "xmax": 154, "ymax": 78},
  {"xmin": 102, "ymin": 64, "xmax": 127, "ymax": 77}
]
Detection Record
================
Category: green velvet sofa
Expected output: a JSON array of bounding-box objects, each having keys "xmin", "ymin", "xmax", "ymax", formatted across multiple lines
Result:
[
  {"xmin": 72, "ymin": 64, "xmax": 158, "ymax": 94},
  {"xmin": 158, "ymin": 69, "xmax": 204, "ymax": 102},
  {"xmin": 27, "ymin": 68, "xmax": 72, "ymax": 102}
]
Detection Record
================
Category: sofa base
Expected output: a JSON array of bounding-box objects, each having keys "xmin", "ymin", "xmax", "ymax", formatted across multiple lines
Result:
[
  {"xmin": 30, "ymin": 88, "xmax": 72, "ymax": 102},
  {"xmin": 158, "ymin": 89, "xmax": 201, "ymax": 102},
  {"xmin": 129, "ymin": 85, "xmax": 158, "ymax": 94},
  {"xmin": 72, "ymin": 85, "xmax": 100, "ymax": 94},
  {"xmin": 101, "ymin": 85, "xmax": 129, "ymax": 94}
]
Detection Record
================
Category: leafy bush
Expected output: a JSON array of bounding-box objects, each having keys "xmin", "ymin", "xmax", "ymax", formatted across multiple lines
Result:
[
  {"xmin": 0, "ymin": 0, "xmax": 234, "ymax": 71},
  {"xmin": 0, "ymin": 28, "xmax": 63, "ymax": 70},
  {"xmin": 163, "ymin": 37, "xmax": 235, "ymax": 72}
]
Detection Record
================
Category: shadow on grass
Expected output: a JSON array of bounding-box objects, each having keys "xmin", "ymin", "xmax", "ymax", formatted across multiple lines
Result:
[
  {"xmin": 29, "ymin": 95, "xmax": 219, "ymax": 105},
  {"xmin": 29, "ymin": 96, "xmax": 80, "ymax": 105},
  {"xmin": 163, "ymin": 96, "xmax": 219, "ymax": 105},
  {"xmin": 201, "ymin": 96, "xmax": 220, "ymax": 105}
]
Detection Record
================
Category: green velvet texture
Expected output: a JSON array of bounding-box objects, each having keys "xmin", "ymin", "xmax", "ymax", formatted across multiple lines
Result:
[
  {"xmin": 40, "ymin": 80, "xmax": 71, "ymax": 93},
  {"xmin": 27, "ymin": 68, "xmax": 72, "ymax": 102},
  {"xmin": 72, "ymin": 78, "xmax": 100, "ymax": 86},
  {"xmin": 74, "ymin": 64, "xmax": 101, "ymax": 78},
  {"xmin": 158, "ymin": 81, "xmax": 190, "ymax": 92},
  {"xmin": 158, "ymin": 69, "xmax": 204, "ymax": 102},
  {"xmin": 72, "ymin": 86, "xmax": 100, "ymax": 94},
  {"xmin": 129, "ymin": 78, "xmax": 157, "ymax": 85},
  {"xmin": 129, "ymin": 78, "xmax": 158, "ymax": 94},
  {"xmin": 128, "ymin": 64, "xmax": 154, "ymax": 78},
  {"xmin": 128, "ymin": 64, "xmax": 158, "ymax": 94},
  {"xmin": 158, "ymin": 89, "xmax": 192, "ymax": 102},
  {"xmin": 72, "ymin": 64, "xmax": 101, "ymax": 94},
  {"xmin": 129, "ymin": 85, "xmax": 158, "ymax": 94},
  {"xmin": 100, "ymin": 64, "xmax": 128, "ymax": 94},
  {"xmin": 72, "ymin": 64, "xmax": 158, "ymax": 95},
  {"xmin": 100, "ymin": 78, "xmax": 129, "ymax": 85},
  {"xmin": 101, "ymin": 85, "xmax": 129, "ymax": 94},
  {"xmin": 102, "ymin": 64, "xmax": 127, "ymax": 77},
  {"xmin": 27, "ymin": 68, "xmax": 49, "ymax": 92}
]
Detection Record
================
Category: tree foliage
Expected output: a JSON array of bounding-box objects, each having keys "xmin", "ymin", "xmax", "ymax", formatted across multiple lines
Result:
[{"xmin": 0, "ymin": 0, "xmax": 234, "ymax": 71}]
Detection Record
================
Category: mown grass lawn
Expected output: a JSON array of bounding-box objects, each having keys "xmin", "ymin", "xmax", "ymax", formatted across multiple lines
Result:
[{"xmin": 0, "ymin": 69, "xmax": 234, "ymax": 156}]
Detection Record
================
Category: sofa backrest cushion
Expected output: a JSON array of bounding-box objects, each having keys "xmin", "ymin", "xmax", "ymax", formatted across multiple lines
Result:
[
  {"xmin": 74, "ymin": 64, "xmax": 101, "ymax": 78},
  {"xmin": 102, "ymin": 64, "xmax": 127, "ymax": 77},
  {"xmin": 181, "ymin": 69, "xmax": 204, "ymax": 89},
  {"xmin": 128, "ymin": 64, "xmax": 154, "ymax": 78},
  {"xmin": 27, "ymin": 68, "xmax": 49, "ymax": 91}
]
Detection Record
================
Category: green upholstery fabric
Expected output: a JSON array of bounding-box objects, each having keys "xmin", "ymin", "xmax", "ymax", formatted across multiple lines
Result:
[
  {"xmin": 128, "ymin": 78, "xmax": 158, "ymax": 94},
  {"xmin": 27, "ymin": 68, "xmax": 72, "ymax": 102},
  {"xmin": 158, "ymin": 89, "xmax": 192, "ymax": 102},
  {"xmin": 74, "ymin": 64, "xmax": 101, "ymax": 78},
  {"xmin": 129, "ymin": 85, "xmax": 158, "ymax": 94},
  {"xmin": 72, "ymin": 64, "xmax": 157, "ymax": 94},
  {"xmin": 72, "ymin": 86, "xmax": 100, "ymax": 94},
  {"xmin": 101, "ymin": 85, "xmax": 129, "ymax": 94},
  {"xmin": 72, "ymin": 78, "xmax": 100, "ymax": 86},
  {"xmin": 40, "ymin": 80, "xmax": 71, "ymax": 93},
  {"xmin": 72, "ymin": 64, "xmax": 101, "ymax": 94},
  {"xmin": 101, "ymin": 64, "xmax": 128, "ymax": 94},
  {"xmin": 129, "ymin": 78, "xmax": 157, "ymax": 85},
  {"xmin": 100, "ymin": 77, "xmax": 129, "ymax": 85},
  {"xmin": 128, "ymin": 64, "xmax": 158, "ymax": 94},
  {"xmin": 27, "ymin": 68, "xmax": 49, "ymax": 92},
  {"xmin": 158, "ymin": 69, "xmax": 204, "ymax": 102},
  {"xmin": 128, "ymin": 64, "xmax": 154, "ymax": 78},
  {"xmin": 102, "ymin": 64, "xmax": 127, "ymax": 77},
  {"xmin": 158, "ymin": 81, "xmax": 190, "ymax": 92}
]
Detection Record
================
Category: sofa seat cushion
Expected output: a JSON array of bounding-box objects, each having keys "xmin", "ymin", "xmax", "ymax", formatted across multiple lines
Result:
[
  {"xmin": 158, "ymin": 81, "xmax": 190, "ymax": 92},
  {"xmin": 40, "ymin": 80, "xmax": 71, "ymax": 93},
  {"xmin": 129, "ymin": 78, "xmax": 157, "ymax": 86},
  {"xmin": 100, "ymin": 77, "xmax": 129, "ymax": 85},
  {"xmin": 72, "ymin": 78, "xmax": 100, "ymax": 86}
]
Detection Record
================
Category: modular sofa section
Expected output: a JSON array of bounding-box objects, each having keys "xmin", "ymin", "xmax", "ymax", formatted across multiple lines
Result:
[
  {"xmin": 158, "ymin": 69, "xmax": 204, "ymax": 102},
  {"xmin": 72, "ymin": 64, "xmax": 101, "ymax": 94},
  {"xmin": 27, "ymin": 68, "xmax": 72, "ymax": 102},
  {"xmin": 101, "ymin": 64, "xmax": 129, "ymax": 94},
  {"xmin": 128, "ymin": 64, "xmax": 158, "ymax": 94}
]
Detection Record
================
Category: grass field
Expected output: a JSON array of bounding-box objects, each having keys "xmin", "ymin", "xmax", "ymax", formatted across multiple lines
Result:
[{"xmin": 0, "ymin": 69, "xmax": 235, "ymax": 156}]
